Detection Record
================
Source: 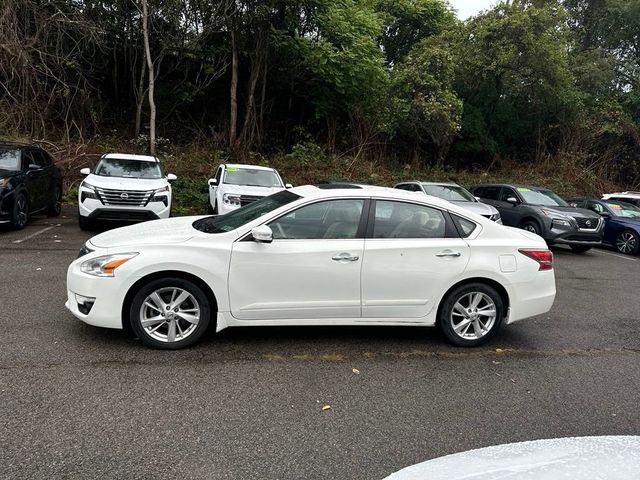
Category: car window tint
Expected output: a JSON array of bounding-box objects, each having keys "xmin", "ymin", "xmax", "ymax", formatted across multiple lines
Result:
[
  {"xmin": 395, "ymin": 184, "xmax": 415, "ymax": 192},
  {"xmin": 451, "ymin": 214, "xmax": 477, "ymax": 238},
  {"xmin": 476, "ymin": 186, "xmax": 500, "ymax": 200},
  {"xmin": 499, "ymin": 188, "xmax": 517, "ymax": 202},
  {"xmin": 0, "ymin": 148, "xmax": 21, "ymax": 171},
  {"xmin": 30, "ymin": 151, "xmax": 47, "ymax": 167},
  {"xmin": 215, "ymin": 167, "xmax": 223, "ymax": 183},
  {"xmin": 373, "ymin": 200, "xmax": 447, "ymax": 239},
  {"xmin": 22, "ymin": 151, "xmax": 35, "ymax": 170},
  {"xmin": 588, "ymin": 201, "xmax": 604, "ymax": 213},
  {"xmin": 269, "ymin": 199, "xmax": 364, "ymax": 240}
]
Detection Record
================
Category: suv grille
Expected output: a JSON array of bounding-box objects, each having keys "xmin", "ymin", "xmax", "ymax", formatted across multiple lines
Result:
[
  {"xmin": 239, "ymin": 195, "xmax": 264, "ymax": 207},
  {"xmin": 573, "ymin": 217, "xmax": 600, "ymax": 230},
  {"xmin": 95, "ymin": 187, "xmax": 153, "ymax": 207}
]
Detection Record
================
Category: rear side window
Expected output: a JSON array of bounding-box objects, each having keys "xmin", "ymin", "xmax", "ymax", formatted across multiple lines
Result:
[
  {"xmin": 451, "ymin": 214, "xmax": 477, "ymax": 238},
  {"xmin": 395, "ymin": 184, "xmax": 420, "ymax": 192},
  {"xmin": 372, "ymin": 200, "xmax": 448, "ymax": 239},
  {"xmin": 475, "ymin": 186, "xmax": 500, "ymax": 200},
  {"xmin": 499, "ymin": 188, "xmax": 518, "ymax": 202}
]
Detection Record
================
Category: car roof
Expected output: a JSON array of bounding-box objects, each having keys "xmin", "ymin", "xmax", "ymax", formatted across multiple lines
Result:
[
  {"xmin": 289, "ymin": 184, "xmax": 457, "ymax": 211},
  {"xmin": 103, "ymin": 153, "xmax": 158, "ymax": 162},
  {"xmin": 224, "ymin": 163, "xmax": 277, "ymax": 171},
  {"xmin": 603, "ymin": 192, "xmax": 640, "ymax": 197},
  {"xmin": 473, "ymin": 183, "xmax": 550, "ymax": 191}
]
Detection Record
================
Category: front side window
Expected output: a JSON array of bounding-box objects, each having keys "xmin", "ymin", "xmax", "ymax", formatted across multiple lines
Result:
[
  {"xmin": 373, "ymin": 200, "xmax": 448, "ymax": 239},
  {"xmin": 194, "ymin": 190, "xmax": 301, "ymax": 233},
  {"xmin": 475, "ymin": 186, "xmax": 500, "ymax": 200},
  {"xmin": 223, "ymin": 167, "xmax": 282, "ymax": 187},
  {"xmin": 605, "ymin": 201, "xmax": 640, "ymax": 218},
  {"xmin": 95, "ymin": 158, "xmax": 162, "ymax": 179},
  {"xmin": 0, "ymin": 148, "xmax": 20, "ymax": 171},
  {"xmin": 423, "ymin": 185, "xmax": 476, "ymax": 202},
  {"xmin": 499, "ymin": 188, "xmax": 518, "ymax": 202},
  {"xmin": 269, "ymin": 199, "xmax": 364, "ymax": 239}
]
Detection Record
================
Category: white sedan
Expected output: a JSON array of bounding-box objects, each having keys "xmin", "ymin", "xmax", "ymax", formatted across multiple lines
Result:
[{"xmin": 66, "ymin": 185, "xmax": 556, "ymax": 349}]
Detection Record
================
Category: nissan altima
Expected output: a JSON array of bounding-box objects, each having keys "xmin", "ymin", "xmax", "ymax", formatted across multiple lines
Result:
[{"xmin": 66, "ymin": 185, "xmax": 556, "ymax": 349}]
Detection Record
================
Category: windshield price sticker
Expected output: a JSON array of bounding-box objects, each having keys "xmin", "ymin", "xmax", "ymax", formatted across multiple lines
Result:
[{"xmin": 517, "ymin": 188, "xmax": 531, "ymax": 192}]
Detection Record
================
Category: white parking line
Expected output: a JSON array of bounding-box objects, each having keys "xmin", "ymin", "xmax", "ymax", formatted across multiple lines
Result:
[
  {"xmin": 592, "ymin": 249, "xmax": 637, "ymax": 262},
  {"xmin": 11, "ymin": 225, "xmax": 56, "ymax": 244}
]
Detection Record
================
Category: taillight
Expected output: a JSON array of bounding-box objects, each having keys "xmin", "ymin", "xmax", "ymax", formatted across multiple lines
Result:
[{"xmin": 519, "ymin": 249, "xmax": 553, "ymax": 271}]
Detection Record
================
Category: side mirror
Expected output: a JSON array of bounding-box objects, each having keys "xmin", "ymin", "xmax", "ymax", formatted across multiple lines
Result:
[
  {"xmin": 208, "ymin": 178, "xmax": 217, "ymax": 187},
  {"xmin": 474, "ymin": 196, "xmax": 481, "ymax": 201},
  {"xmin": 28, "ymin": 164, "xmax": 41, "ymax": 171},
  {"xmin": 600, "ymin": 211, "xmax": 611, "ymax": 218},
  {"xmin": 285, "ymin": 183, "xmax": 293, "ymax": 189},
  {"xmin": 506, "ymin": 197, "xmax": 518, "ymax": 204},
  {"xmin": 251, "ymin": 224, "xmax": 273, "ymax": 243},
  {"xmin": 80, "ymin": 168, "xmax": 90, "ymax": 176},
  {"xmin": 167, "ymin": 173, "xmax": 177, "ymax": 181}
]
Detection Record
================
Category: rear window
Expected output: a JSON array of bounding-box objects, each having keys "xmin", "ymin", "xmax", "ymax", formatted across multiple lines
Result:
[{"xmin": 451, "ymin": 214, "xmax": 477, "ymax": 238}]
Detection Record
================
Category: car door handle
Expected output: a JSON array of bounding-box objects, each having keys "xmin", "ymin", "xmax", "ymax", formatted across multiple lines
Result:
[
  {"xmin": 435, "ymin": 250, "xmax": 462, "ymax": 258},
  {"xmin": 332, "ymin": 253, "xmax": 359, "ymax": 262}
]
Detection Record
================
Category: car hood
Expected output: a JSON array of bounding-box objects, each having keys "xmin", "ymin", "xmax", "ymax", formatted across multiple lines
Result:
[
  {"xmin": 451, "ymin": 200, "xmax": 498, "ymax": 216},
  {"xmin": 384, "ymin": 436, "xmax": 640, "ymax": 480},
  {"xmin": 542, "ymin": 205, "xmax": 599, "ymax": 219},
  {"xmin": 219, "ymin": 184, "xmax": 285, "ymax": 196},
  {"xmin": 84, "ymin": 174, "xmax": 168, "ymax": 191},
  {"xmin": 89, "ymin": 216, "xmax": 203, "ymax": 249}
]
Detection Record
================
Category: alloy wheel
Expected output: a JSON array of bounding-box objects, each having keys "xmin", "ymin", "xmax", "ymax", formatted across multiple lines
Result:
[
  {"xmin": 523, "ymin": 224, "xmax": 537, "ymax": 234},
  {"xmin": 450, "ymin": 292, "xmax": 497, "ymax": 340},
  {"xmin": 16, "ymin": 197, "xmax": 28, "ymax": 227},
  {"xmin": 616, "ymin": 232, "xmax": 637, "ymax": 254},
  {"xmin": 139, "ymin": 287, "xmax": 201, "ymax": 343}
]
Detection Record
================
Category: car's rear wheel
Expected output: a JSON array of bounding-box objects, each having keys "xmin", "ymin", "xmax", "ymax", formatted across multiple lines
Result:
[
  {"xmin": 130, "ymin": 277, "xmax": 212, "ymax": 349},
  {"xmin": 616, "ymin": 230, "xmax": 640, "ymax": 255},
  {"xmin": 439, "ymin": 283, "xmax": 504, "ymax": 347},
  {"xmin": 11, "ymin": 193, "xmax": 28, "ymax": 230},
  {"xmin": 570, "ymin": 245, "xmax": 591, "ymax": 253},
  {"xmin": 520, "ymin": 220, "xmax": 541, "ymax": 236},
  {"xmin": 47, "ymin": 185, "xmax": 62, "ymax": 216}
]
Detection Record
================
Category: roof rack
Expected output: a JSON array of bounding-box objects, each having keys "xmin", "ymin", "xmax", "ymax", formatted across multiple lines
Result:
[
  {"xmin": 621, "ymin": 191, "xmax": 640, "ymax": 195},
  {"xmin": 316, "ymin": 182, "xmax": 364, "ymax": 190}
]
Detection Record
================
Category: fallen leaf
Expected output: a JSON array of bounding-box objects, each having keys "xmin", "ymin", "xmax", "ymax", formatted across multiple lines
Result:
[
  {"xmin": 322, "ymin": 405, "xmax": 331, "ymax": 411},
  {"xmin": 495, "ymin": 348, "xmax": 504, "ymax": 353},
  {"xmin": 492, "ymin": 360, "xmax": 501, "ymax": 365},
  {"xmin": 36, "ymin": 268, "xmax": 42, "ymax": 271},
  {"xmin": 352, "ymin": 368, "xmax": 360, "ymax": 374}
]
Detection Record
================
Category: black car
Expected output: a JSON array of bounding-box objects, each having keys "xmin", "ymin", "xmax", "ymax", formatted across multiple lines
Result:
[
  {"xmin": 471, "ymin": 184, "xmax": 603, "ymax": 253},
  {"xmin": 0, "ymin": 142, "xmax": 62, "ymax": 229}
]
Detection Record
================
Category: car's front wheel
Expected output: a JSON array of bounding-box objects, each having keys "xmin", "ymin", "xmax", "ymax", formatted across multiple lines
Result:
[
  {"xmin": 520, "ymin": 220, "xmax": 541, "ymax": 236},
  {"xmin": 129, "ymin": 277, "xmax": 212, "ymax": 349},
  {"xmin": 616, "ymin": 230, "xmax": 639, "ymax": 255},
  {"xmin": 439, "ymin": 283, "xmax": 504, "ymax": 347},
  {"xmin": 11, "ymin": 193, "xmax": 28, "ymax": 230}
]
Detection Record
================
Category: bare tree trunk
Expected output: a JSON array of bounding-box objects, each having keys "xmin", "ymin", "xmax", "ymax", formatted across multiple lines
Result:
[
  {"xmin": 238, "ymin": 31, "xmax": 267, "ymax": 147},
  {"xmin": 134, "ymin": 49, "xmax": 146, "ymax": 136},
  {"xmin": 142, "ymin": 0, "xmax": 156, "ymax": 154},
  {"xmin": 229, "ymin": 28, "xmax": 238, "ymax": 147}
]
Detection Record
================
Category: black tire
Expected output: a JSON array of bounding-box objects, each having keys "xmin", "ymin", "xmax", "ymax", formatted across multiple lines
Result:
[
  {"xmin": 438, "ymin": 283, "xmax": 504, "ymax": 347},
  {"xmin": 615, "ymin": 230, "xmax": 640, "ymax": 255},
  {"xmin": 570, "ymin": 245, "xmax": 591, "ymax": 254},
  {"xmin": 78, "ymin": 215, "xmax": 93, "ymax": 231},
  {"xmin": 11, "ymin": 193, "xmax": 28, "ymax": 230},
  {"xmin": 520, "ymin": 219, "xmax": 541, "ymax": 236},
  {"xmin": 47, "ymin": 185, "xmax": 62, "ymax": 217},
  {"xmin": 129, "ymin": 277, "xmax": 212, "ymax": 349}
]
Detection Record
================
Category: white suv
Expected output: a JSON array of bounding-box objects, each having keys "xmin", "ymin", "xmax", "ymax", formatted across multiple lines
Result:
[
  {"xmin": 208, "ymin": 164, "xmax": 290, "ymax": 215},
  {"xmin": 601, "ymin": 191, "xmax": 640, "ymax": 208},
  {"xmin": 78, "ymin": 153, "xmax": 176, "ymax": 229}
]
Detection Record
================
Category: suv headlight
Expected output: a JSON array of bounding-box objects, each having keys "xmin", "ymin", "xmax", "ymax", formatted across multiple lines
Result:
[
  {"xmin": 223, "ymin": 193, "xmax": 241, "ymax": 206},
  {"xmin": 150, "ymin": 186, "xmax": 170, "ymax": 206},
  {"xmin": 80, "ymin": 181, "xmax": 99, "ymax": 203},
  {"xmin": 551, "ymin": 218, "xmax": 571, "ymax": 228},
  {"xmin": 80, "ymin": 253, "xmax": 138, "ymax": 277},
  {"xmin": 542, "ymin": 209, "xmax": 574, "ymax": 226},
  {"xmin": 0, "ymin": 177, "xmax": 10, "ymax": 189},
  {"xmin": 490, "ymin": 212, "xmax": 502, "ymax": 223}
]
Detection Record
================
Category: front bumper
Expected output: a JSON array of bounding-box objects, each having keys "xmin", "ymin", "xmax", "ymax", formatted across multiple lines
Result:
[
  {"xmin": 79, "ymin": 198, "xmax": 170, "ymax": 222},
  {"xmin": 547, "ymin": 230, "xmax": 603, "ymax": 246}
]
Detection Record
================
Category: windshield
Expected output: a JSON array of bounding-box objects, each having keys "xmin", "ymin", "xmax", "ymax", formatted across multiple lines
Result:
[
  {"xmin": 223, "ymin": 167, "xmax": 282, "ymax": 187},
  {"xmin": 517, "ymin": 188, "xmax": 568, "ymax": 207},
  {"xmin": 423, "ymin": 184, "xmax": 476, "ymax": 202},
  {"xmin": 605, "ymin": 201, "xmax": 640, "ymax": 218},
  {"xmin": 0, "ymin": 148, "xmax": 20, "ymax": 171},
  {"xmin": 94, "ymin": 158, "xmax": 162, "ymax": 179},
  {"xmin": 193, "ymin": 190, "xmax": 300, "ymax": 233}
]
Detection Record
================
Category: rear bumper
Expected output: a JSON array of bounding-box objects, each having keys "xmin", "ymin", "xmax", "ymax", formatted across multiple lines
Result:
[{"xmin": 505, "ymin": 270, "xmax": 556, "ymax": 324}]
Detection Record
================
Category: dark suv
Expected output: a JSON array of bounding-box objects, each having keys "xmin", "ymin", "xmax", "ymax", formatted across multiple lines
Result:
[
  {"xmin": 0, "ymin": 143, "xmax": 62, "ymax": 229},
  {"xmin": 471, "ymin": 184, "xmax": 603, "ymax": 253}
]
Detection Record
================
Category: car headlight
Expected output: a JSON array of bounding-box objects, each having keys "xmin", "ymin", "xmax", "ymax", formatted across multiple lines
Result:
[
  {"xmin": 0, "ymin": 177, "xmax": 10, "ymax": 189},
  {"xmin": 490, "ymin": 212, "xmax": 502, "ymax": 223},
  {"xmin": 551, "ymin": 218, "xmax": 571, "ymax": 228},
  {"xmin": 150, "ymin": 186, "xmax": 170, "ymax": 206},
  {"xmin": 80, "ymin": 253, "xmax": 138, "ymax": 277},
  {"xmin": 542, "ymin": 209, "xmax": 573, "ymax": 225},
  {"xmin": 77, "ymin": 243, "xmax": 94, "ymax": 258},
  {"xmin": 223, "ymin": 193, "xmax": 241, "ymax": 206},
  {"xmin": 80, "ymin": 181, "xmax": 99, "ymax": 203}
]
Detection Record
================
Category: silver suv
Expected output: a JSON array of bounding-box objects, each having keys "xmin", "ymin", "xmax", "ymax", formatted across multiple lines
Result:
[{"xmin": 601, "ymin": 191, "xmax": 640, "ymax": 208}]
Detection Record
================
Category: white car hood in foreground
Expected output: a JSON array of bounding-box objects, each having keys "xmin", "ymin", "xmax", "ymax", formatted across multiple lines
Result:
[
  {"xmin": 89, "ymin": 216, "xmax": 203, "ymax": 248},
  {"xmin": 84, "ymin": 174, "xmax": 168, "ymax": 191},
  {"xmin": 383, "ymin": 436, "xmax": 640, "ymax": 480}
]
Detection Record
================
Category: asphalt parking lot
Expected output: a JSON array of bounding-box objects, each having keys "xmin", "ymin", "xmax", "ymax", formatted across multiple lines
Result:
[{"xmin": 1, "ymin": 208, "xmax": 639, "ymax": 480}]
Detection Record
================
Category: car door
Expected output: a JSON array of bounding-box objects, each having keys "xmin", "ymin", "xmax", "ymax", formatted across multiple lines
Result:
[
  {"xmin": 228, "ymin": 198, "xmax": 367, "ymax": 320},
  {"xmin": 360, "ymin": 199, "xmax": 470, "ymax": 319},
  {"xmin": 22, "ymin": 150, "xmax": 47, "ymax": 210},
  {"xmin": 495, "ymin": 187, "xmax": 522, "ymax": 227}
]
